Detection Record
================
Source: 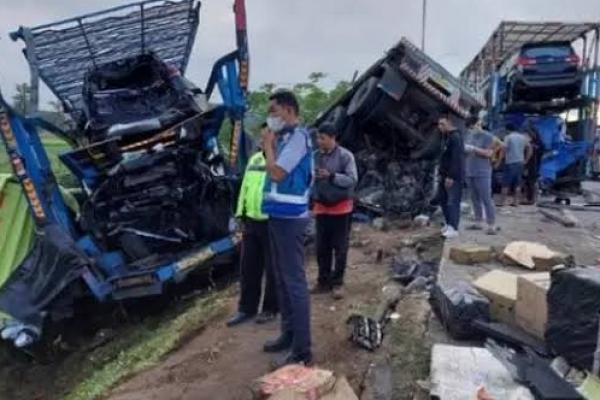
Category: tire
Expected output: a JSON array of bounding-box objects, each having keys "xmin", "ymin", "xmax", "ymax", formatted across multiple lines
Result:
[
  {"xmin": 320, "ymin": 106, "xmax": 348, "ymax": 133},
  {"xmin": 348, "ymin": 77, "xmax": 383, "ymax": 119}
]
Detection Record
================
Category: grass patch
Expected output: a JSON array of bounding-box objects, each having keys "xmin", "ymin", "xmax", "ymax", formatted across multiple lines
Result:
[
  {"xmin": 387, "ymin": 296, "xmax": 431, "ymax": 400},
  {"xmin": 64, "ymin": 290, "xmax": 230, "ymax": 400},
  {"xmin": 0, "ymin": 135, "xmax": 76, "ymax": 187}
]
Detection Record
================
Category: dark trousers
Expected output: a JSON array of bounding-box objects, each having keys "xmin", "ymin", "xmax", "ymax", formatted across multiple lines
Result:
[
  {"xmin": 316, "ymin": 213, "xmax": 351, "ymax": 288},
  {"xmin": 238, "ymin": 220, "xmax": 278, "ymax": 315},
  {"xmin": 439, "ymin": 179, "xmax": 463, "ymax": 230},
  {"xmin": 269, "ymin": 217, "xmax": 311, "ymax": 356}
]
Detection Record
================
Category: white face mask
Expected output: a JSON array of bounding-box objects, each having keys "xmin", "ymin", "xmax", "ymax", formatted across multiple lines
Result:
[{"xmin": 266, "ymin": 116, "xmax": 286, "ymax": 133}]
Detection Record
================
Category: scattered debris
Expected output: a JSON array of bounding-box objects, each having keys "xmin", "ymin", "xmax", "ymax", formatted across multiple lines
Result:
[
  {"xmin": 460, "ymin": 202, "xmax": 472, "ymax": 216},
  {"xmin": 347, "ymin": 277, "xmax": 427, "ymax": 351},
  {"xmin": 351, "ymin": 239, "xmax": 372, "ymax": 248},
  {"xmin": 85, "ymin": 328, "xmax": 117, "ymax": 352},
  {"xmin": 268, "ymin": 375, "xmax": 358, "ymax": 400},
  {"xmin": 449, "ymin": 245, "xmax": 494, "ymax": 265},
  {"xmin": 360, "ymin": 356, "xmax": 393, "ymax": 400},
  {"xmin": 473, "ymin": 270, "xmax": 519, "ymax": 325},
  {"xmin": 515, "ymin": 273, "xmax": 550, "ymax": 339},
  {"xmin": 390, "ymin": 246, "xmax": 438, "ymax": 286},
  {"xmin": 538, "ymin": 207, "xmax": 578, "ymax": 227},
  {"xmin": 486, "ymin": 340, "xmax": 582, "ymax": 400},
  {"xmin": 546, "ymin": 267, "xmax": 600, "ymax": 370},
  {"xmin": 255, "ymin": 365, "xmax": 335, "ymax": 399},
  {"xmin": 429, "ymin": 282, "xmax": 490, "ymax": 340},
  {"xmin": 502, "ymin": 241, "xmax": 570, "ymax": 270},
  {"xmin": 372, "ymin": 217, "xmax": 388, "ymax": 231},
  {"xmin": 472, "ymin": 321, "xmax": 550, "ymax": 357},
  {"xmin": 430, "ymin": 344, "xmax": 534, "ymax": 400},
  {"xmin": 579, "ymin": 375, "xmax": 600, "ymax": 400},
  {"xmin": 413, "ymin": 214, "xmax": 430, "ymax": 227}
]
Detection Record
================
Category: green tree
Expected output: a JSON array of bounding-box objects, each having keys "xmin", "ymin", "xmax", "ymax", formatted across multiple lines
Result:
[
  {"xmin": 221, "ymin": 74, "xmax": 352, "ymax": 163},
  {"xmin": 12, "ymin": 83, "xmax": 32, "ymax": 115},
  {"xmin": 245, "ymin": 73, "xmax": 350, "ymax": 131}
]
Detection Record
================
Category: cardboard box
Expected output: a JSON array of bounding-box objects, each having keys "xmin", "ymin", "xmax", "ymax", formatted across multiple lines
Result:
[
  {"xmin": 515, "ymin": 272, "xmax": 551, "ymax": 339},
  {"xmin": 473, "ymin": 270, "xmax": 518, "ymax": 325},
  {"xmin": 502, "ymin": 241, "xmax": 567, "ymax": 271},
  {"xmin": 449, "ymin": 245, "xmax": 494, "ymax": 265}
]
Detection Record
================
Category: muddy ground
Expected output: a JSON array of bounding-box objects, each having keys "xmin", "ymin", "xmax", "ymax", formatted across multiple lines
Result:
[
  {"xmin": 108, "ymin": 225, "xmax": 442, "ymax": 400},
  {"xmin": 0, "ymin": 224, "xmax": 443, "ymax": 400}
]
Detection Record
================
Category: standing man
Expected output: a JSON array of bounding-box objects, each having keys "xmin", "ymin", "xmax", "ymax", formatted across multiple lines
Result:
[
  {"xmin": 523, "ymin": 122, "xmax": 544, "ymax": 205},
  {"xmin": 437, "ymin": 114, "xmax": 465, "ymax": 239},
  {"xmin": 261, "ymin": 91, "xmax": 313, "ymax": 367},
  {"xmin": 464, "ymin": 117, "xmax": 497, "ymax": 235},
  {"xmin": 227, "ymin": 131, "xmax": 279, "ymax": 327},
  {"xmin": 501, "ymin": 124, "xmax": 532, "ymax": 207},
  {"xmin": 311, "ymin": 123, "xmax": 358, "ymax": 300}
]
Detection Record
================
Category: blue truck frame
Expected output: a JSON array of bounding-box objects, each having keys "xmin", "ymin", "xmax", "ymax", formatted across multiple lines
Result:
[
  {"xmin": 460, "ymin": 22, "xmax": 600, "ymax": 190},
  {"xmin": 0, "ymin": 0, "xmax": 250, "ymax": 303}
]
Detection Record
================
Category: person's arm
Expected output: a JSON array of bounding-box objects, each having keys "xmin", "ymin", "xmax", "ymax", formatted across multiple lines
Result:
[
  {"xmin": 331, "ymin": 151, "xmax": 358, "ymax": 188},
  {"xmin": 446, "ymin": 134, "xmax": 463, "ymax": 182},
  {"xmin": 472, "ymin": 146, "xmax": 493, "ymax": 158},
  {"xmin": 264, "ymin": 129, "xmax": 307, "ymax": 183},
  {"xmin": 493, "ymin": 143, "xmax": 505, "ymax": 169},
  {"xmin": 524, "ymin": 142, "xmax": 533, "ymax": 164},
  {"xmin": 263, "ymin": 131, "xmax": 287, "ymax": 183}
]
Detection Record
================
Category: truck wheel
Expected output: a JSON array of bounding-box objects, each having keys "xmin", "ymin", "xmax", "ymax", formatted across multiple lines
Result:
[
  {"xmin": 320, "ymin": 106, "xmax": 348, "ymax": 133},
  {"xmin": 348, "ymin": 77, "xmax": 383, "ymax": 119}
]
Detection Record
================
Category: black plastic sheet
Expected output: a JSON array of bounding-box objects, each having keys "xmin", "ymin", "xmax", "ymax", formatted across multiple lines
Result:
[
  {"xmin": 546, "ymin": 267, "xmax": 600, "ymax": 370},
  {"xmin": 391, "ymin": 257, "xmax": 437, "ymax": 286},
  {"xmin": 0, "ymin": 224, "xmax": 89, "ymax": 327},
  {"xmin": 430, "ymin": 282, "xmax": 490, "ymax": 340}
]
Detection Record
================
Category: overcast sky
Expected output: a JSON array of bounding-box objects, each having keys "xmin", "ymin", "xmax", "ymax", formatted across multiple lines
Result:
[{"xmin": 0, "ymin": 0, "xmax": 599, "ymax": 107}]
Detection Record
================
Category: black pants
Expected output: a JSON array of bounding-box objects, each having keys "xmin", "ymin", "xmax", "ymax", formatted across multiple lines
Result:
[
  {"xmin": 238, "ymin": 219, "xmax": 278, "ymax": 315},
  {"xmin": 316, "ymin": 213, "xmax": 351, "ymax": 288},
  {"xmin": 438, "ymin": 179, "xmax": 463, "ymax": 230}
]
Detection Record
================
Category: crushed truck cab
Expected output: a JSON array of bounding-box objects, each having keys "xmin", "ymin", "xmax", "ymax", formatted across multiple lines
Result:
[
  {"xmin": 316, "ymin": 38, "xmax": 482, "ymax": 217},
  {"xmin": 0, "ymin": 0, "xmax": 250, "ymax": 347}
]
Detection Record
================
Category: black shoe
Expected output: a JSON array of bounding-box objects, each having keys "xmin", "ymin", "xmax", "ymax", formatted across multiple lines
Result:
[
  {"xmin": 310, "ymin": 284, "xmax": 331, "ymax": 295},
  {"xmin": 226, "ymin": 312, "xmax": 255, "ymax": 327},
  {"xmin": 255, "ymin": 312, "xmax": 277, "ymax": 325},
  {"xmin": 271, "ymin": 351, "xmax": 313, "ymax": 370},
  {"xmin": 263, "ymin": 334, "xmax": 293, "ymax": 353}
]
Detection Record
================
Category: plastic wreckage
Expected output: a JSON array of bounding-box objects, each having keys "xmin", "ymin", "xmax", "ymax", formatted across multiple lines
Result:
[
  {"xmin": 0, "ymin": 0, "xmax": 251, "ymax": 347},
  {"xmin": 315, "ymin": 38, "xmax": 482, "ymax": 218}
]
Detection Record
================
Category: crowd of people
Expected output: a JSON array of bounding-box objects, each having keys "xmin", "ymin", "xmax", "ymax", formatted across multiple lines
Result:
[
  {"xmin": 227, "ymin": 90, "xmax": 357, "ymax": 368},
  {"xmin": 437, "ymin": 114, "xmax": 542, "ymax": 239},
  {"xmin": 225, "ymin": 89, "xmax": 544, "ymax": 368}
]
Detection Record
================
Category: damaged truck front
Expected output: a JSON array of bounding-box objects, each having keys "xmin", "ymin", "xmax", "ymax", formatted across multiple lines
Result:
[
  {"xmin": 0, "ymin": 0, "xmax": 250, "ymax": 347},
  {"xmin": 316, "ymin": 38, "xmax": 482, "ymax": 217}
]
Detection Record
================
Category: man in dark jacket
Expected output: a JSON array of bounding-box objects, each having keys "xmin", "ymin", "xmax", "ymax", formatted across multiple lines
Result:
[
  {"xmin": 310, "ymin": 123, "xmax": 358, "ymax": 300},
  {"xmin": 437, "ymin": 114, "xmax": 465, "ymax": 239}
]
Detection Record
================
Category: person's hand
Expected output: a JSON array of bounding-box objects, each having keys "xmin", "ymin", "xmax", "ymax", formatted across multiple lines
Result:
[
  {"xmin": 465, "ymin": 144, "xmax": 476, "ymax": 153},
  {"xmin": 262, "ymin": 128, "xmax": 275, "ymax": 148},
  {"xmin": 316, "ymin": 168, "xmax": 331, "ymax": 179},
  {"xmin": 445, "ymin": 178, "xmax": 454, "ymax": 189}
]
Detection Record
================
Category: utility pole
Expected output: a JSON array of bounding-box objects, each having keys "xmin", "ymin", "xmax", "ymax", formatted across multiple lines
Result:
[{"xmin": 421, "ymin": 0, "xmax": 427, "ymax": 52}]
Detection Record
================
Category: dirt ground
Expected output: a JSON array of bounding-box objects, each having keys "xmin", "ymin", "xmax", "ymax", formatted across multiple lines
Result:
[{"xmin": 107, "ymin": 225, "xmax": 441, "ymax": 400}]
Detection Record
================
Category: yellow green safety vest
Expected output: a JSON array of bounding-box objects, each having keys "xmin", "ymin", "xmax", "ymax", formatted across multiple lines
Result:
[{"xmin": 236, "ymin": 151, "xmax": 268, "ymax": 221}]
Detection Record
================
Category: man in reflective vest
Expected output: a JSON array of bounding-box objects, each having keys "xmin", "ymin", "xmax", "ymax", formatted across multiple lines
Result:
[
  {"xmin": 227, "ymin": 135, "xmax": 279, "ymax": 327},
  {"xmin": 261, "ymin": 91, "xmax": 313, "ymax": 368}
]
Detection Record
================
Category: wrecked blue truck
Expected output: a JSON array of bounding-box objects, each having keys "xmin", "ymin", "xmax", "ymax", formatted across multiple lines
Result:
[{"xmin": 0, "ymin": 0, "xmax": 251, "ymax": 347}]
